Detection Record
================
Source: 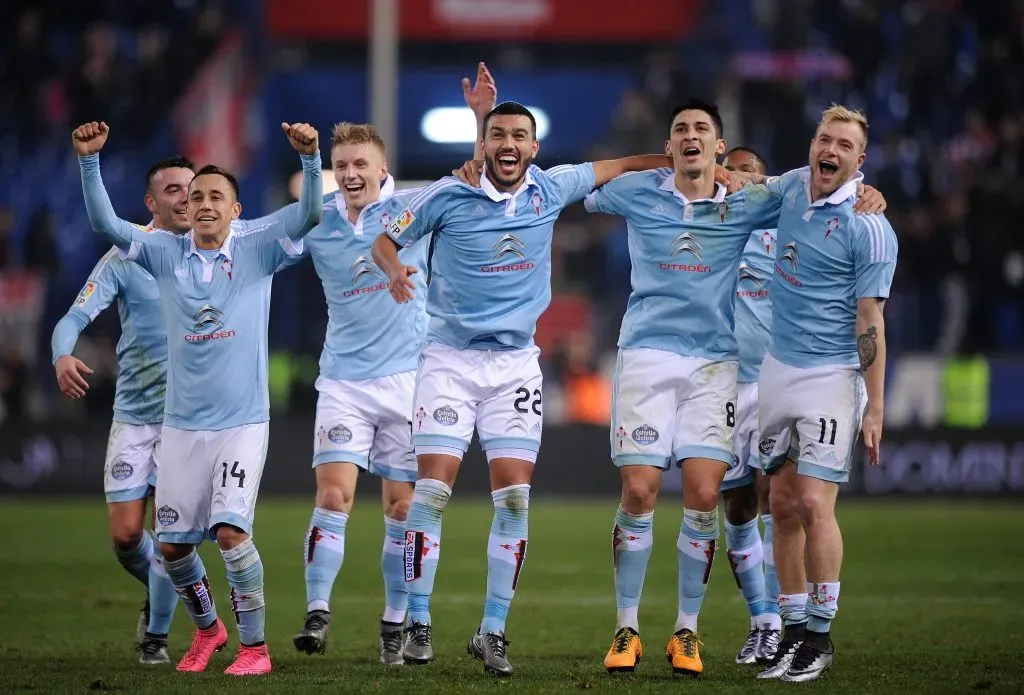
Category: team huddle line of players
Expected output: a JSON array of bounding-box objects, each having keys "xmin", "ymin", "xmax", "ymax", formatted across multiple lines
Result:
[{"xmin": 54, "ymin": 63, "xmax": 896, "ymax": 682}]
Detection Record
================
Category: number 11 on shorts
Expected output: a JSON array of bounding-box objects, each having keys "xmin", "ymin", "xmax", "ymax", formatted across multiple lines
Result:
[{"xmin": 220, "ymin": 460, "xmax": 246, "ymax": 488}]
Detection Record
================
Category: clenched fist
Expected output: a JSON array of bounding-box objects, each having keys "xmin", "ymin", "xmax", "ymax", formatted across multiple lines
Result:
[
  {"xmin": 282, "ymin": 122, "xmax": 319, "ymax": 156},
  {"xmin": 71, "ymin": 121, "xmax": 110, "ymax": 156}
]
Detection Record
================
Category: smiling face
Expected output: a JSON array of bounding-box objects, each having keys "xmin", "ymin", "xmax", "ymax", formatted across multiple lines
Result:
[
  {"xmin": 666, "ymin": 109, "xmax": 726, "ymax": 178},
  {"xmin": 483, "ymin": 113, "xmax": 540, "ymax": 191},
  {"xmin": 332, "ymin": 140, "xmax": 387, "ymax": 213},
  {"xmin": 809, "ymin": 117, "xmax": 867, "ymax": 200},
  {"xmin": 188, "ymin": 173, "xmax": 241, "ymax": 242},
  {"xmin": 146, "ymin": 166, "xmax": 193, "ymax": 233}
]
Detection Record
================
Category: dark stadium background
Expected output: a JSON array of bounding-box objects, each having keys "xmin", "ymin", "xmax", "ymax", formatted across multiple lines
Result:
[{"xmin": 0, "ymin": 2, "xmax": 1021, "ymax": 692}]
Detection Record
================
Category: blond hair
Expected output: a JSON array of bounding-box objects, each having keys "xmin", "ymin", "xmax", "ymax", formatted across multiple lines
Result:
[
  {"xmin": 818, "ymin": 105, "xmax": 869, "ymax": 151},
  {"xmin": 330, "ymin": 122, "xmax": 386, "ymax": 155}
]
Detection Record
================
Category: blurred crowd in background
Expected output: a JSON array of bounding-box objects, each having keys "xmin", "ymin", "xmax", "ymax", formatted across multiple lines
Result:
[{"xmin": 0, "ymin": 0, "xmax": 1021, "ymax": 428}]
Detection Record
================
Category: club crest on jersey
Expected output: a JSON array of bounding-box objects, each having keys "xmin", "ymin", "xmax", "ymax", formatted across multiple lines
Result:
[
  {"xmin": 74, "ymin": 282, "xmax": 96, "ymax": 306},
  {"xmin": 718, "ymin": 202, "xmax": 729, "ymax": 222},
  {"xmin": 389, "ymin": 209, "xmax": 415, "ymax": 238},
  {"xmin": 220, "ymin": 259, "xmax": 233, "ymax": 279},
  {"xmin": 379, "ymin": 212, "xmax": 391, "ymax": 230},
  {"xmin": 824, "ymin": 216, "xmax": 840, "ymax": 239},
  {"xmin": 530, "ymin": 192, "xmax": 543, "ymax": 215}
]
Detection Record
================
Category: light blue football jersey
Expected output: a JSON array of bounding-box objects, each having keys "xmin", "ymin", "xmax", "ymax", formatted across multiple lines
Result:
[
  {"xmin": 297, "ymin": 179, "xmax": 430, "ymax": 380},
  {"xmin": 583, "ymin": 168, "xmax": 784, "ymax": 361},
  {"xmin": 78, "ymin": 152, "xmax": 323, "ymax": 430},
  {"xmin": 766, "ymin": 167, "xmax": 898, "ymax": 368},
  {"xmin": 380, "ymin": 164, "xmax": 596, "ymax": 350},
  {"xmin": 51, "ymin": 246, "xmax": 167, "ymax": 425},
  {"xmin": 735, "ymin": 229, "xmax": 777, "ymax": 383}
]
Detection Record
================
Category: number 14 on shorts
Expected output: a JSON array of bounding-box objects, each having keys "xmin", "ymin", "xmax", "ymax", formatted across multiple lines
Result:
[{"xmin": 220, "ymin": 461, "xmax": 246, "ymax": 488}]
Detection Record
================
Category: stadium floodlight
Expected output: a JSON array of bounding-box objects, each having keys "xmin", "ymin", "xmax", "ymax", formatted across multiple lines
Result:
[{"xmin": 420, "ymin": 106, "xmax": 550, "ymax": 144}]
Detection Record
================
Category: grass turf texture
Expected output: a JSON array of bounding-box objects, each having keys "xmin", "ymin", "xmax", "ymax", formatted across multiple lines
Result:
[{"xmin": 0, "ymin": 498, "xmax": 1021, "ymax": 693}]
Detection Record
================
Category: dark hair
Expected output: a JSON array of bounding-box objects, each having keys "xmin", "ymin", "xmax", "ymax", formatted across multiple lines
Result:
[
  {"xmin": 668, "ymin": 99, "xmax": 724, "ymax": 139},
  {"xmin": 483, "ymin": 101, "xmax": 537, "ymax": 139},
  {"xmin": 145, "ymin": 156, "xmax": 195, "ymax": 191},
  {"xmin": 724, "ymin": 146, "xmax": 769, "ymax": 175},
  {"xmin": 191, "ymin": 164, "xmax": 240, "ymax": 200}
]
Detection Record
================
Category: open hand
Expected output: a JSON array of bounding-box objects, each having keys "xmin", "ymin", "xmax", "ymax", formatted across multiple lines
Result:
[
  {"xmin": 55, "ymin": 355, "xmax": 93, "ymax": 399},
  {"xmin": 387, "ymin": 265, "xmax": 418, "ymax": 304},
  {"xmin": 854, "ymin": 184, "xmax": 887, "ymax": 215},
  {"xmin": 452, "ymin": 159, "xmax": 484, "ymax": 187},
  {"xmin": 463, "ymin": 62, "xmax": 497, "ymax": 118}
]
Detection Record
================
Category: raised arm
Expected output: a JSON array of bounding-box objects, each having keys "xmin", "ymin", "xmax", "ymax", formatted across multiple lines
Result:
[
  {"xmin": 592, "ymin": 155, "xmax": 672, "ymax": 189},
  {"xmin": 73, "ymin": 122, "xmax": 153, "ymax": 251},
  {"xmin": 464, "ymin": 61, "xmax": 497, "ymax": 162},
  {"xmin": 274, "ymin": 122, "xmax": 323, "ymax": 241}
]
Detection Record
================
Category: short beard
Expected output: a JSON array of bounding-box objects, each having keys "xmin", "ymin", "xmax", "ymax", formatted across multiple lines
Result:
[{"xmin": 485, "ymin": 152, "xmax": 534, "ymax": 189}]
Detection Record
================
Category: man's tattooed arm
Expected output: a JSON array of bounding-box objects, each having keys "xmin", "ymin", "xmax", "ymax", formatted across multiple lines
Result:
[
  {"xmin": 856, "ymin": 298, "xmax": 887, "ymax": 416},
  {"xmin": 857, "ymin": 325, "xmax": 878, "ymax": 371}
]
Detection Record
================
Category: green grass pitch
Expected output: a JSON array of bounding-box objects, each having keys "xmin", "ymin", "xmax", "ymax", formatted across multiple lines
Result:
[{"xmin": 1, "ymin": 498, "xmax": 1021, "ymax": 693}]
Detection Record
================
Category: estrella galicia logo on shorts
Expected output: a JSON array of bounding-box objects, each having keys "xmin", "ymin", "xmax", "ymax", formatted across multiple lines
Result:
[
  {"xmin": 433, "ymin": 405, "xmax": 458, "ymax": 426},
  {"xmin": 328, "ymin": 425, "xmax": 352, "ymax": 444},
  {"xmin": 157, "ymin": 505, "xmax": 179, "ymax": 526},
  {"xmin": 631, "ymin": 424, "xmax": 659, "ymax": 445},
  {"xmin": 110, "ymin": 461, "xmax": 134, "ymax": 481},
  {"xmin": 759, "ymin": 438, "xmax": 776, "ymax": 456}
]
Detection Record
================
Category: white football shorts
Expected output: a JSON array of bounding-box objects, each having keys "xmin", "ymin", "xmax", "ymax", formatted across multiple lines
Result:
[
  {"xmin": 154, "ymin": 422, "xmax": 269, "ymax": 544},
  {"xmin": 103, "ymin": 421, "xmax": 161, "ymax": 504},
  {"xmin": 312, "ymin": 372, "xmax": 417, "ymax": 482},
  {"xmin": 611, "ymin": 347, "xmax": 738, "ymax": 469},
  {"xmin": 721, "ymin": 381, "xmax": 759, "ymax": 491},
  {"xmin": 757, "ymin": 353, "xmax": 867, "ymax": 483},
  {"xmin": 412, "ymin": 341, "xmax": 543, "ymax": 462}
]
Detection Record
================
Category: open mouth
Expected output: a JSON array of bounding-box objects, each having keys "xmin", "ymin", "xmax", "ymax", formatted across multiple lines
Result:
[
  {"xmin": 343, "ymin": 182, "xmax": 365, "ymax": 195},
  {"xmin": 818, "ymin": 160, "xmax": 839, "ymax": 178},
  {"xmin": 496, "ymin": 152, "xmax": 519, "ymax": 177},
  {"xmin": 682, "ymin": 145, "xmax": 701, "ymax": 160},
  {"xmin": 173, "ymin": 206, "xmax": 188, "ymax": 217},
  {"xmin": 196, "ymin": 214, "xmax": 218, "ymax": 224}
]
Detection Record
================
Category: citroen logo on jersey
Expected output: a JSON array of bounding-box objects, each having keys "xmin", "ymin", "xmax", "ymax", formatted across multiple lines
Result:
[
  {"xmin": 186, "ymin": 304, "xmax": 235, "ymax": 343},
  {"xmin": 492, "ymin": 234, "xmax": 526, "ymax": 262},
  {"xmin": 737, "ymin": 262, "xmax": 769, "ymax": 298},
  {"xmin": 193, "ymin": 304, "xmax": 224, "ymax": 333},
  {"xmin": 350, "ymin": 256, "xmax": 385, "ymax": 284},
  {"xmin": 738, "ymin": 263, "xmax": 764, "ymax": 286},
  {"xmin": 779, "ymin": 241, "xmax": 799, "ymax": 272},
  {"xmin": 344, "ymin": 256, "xmax": 390, "ymax": 298},
  {"xmin": 670, "ymin": 232, "xmax": 704, "ymax": 261}
]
